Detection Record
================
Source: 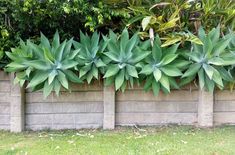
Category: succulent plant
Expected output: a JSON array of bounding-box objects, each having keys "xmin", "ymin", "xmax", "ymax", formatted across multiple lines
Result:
[
  {"xmin": 181, "ymin": 26, "xmax": 235, "ymax": 91},
  {"xmin": 140, "ymin": 36, "xmax": 188, "ymax": 95},
  {"xmin": 5, "ymin": 31, "xmax": 82, "ymax": 97},
  {"xmin": 73, "ymin": 31, "xmax": 107, "ymax": 83},
  {"xmin": 103, "ymin": 29, "xmax": 150, "ymax": 91}
]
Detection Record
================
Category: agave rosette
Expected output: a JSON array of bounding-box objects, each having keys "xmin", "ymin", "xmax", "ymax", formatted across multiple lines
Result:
[{"xmin": 5, "ymin": 32, "xmax": 82, "ymax": 97}]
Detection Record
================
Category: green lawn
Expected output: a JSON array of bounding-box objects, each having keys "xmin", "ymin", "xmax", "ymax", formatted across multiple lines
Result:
[{"xmin": 0, "ymin": 126, "xmax": 235, "ymax": 155}]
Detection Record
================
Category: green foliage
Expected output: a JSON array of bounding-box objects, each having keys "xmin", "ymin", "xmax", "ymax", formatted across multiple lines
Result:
[
  {"xmin": 201, "ymin": 0, "xmax": 235, "ymax": 31},
  {"xmin": 73, "ymin": 31, "xmax": 107, "ymax": 83},
  {"xmin": 182, "ymin": 26, "xmax": 235, "ymax": 91},
  {"xmin": 140, "ymin": 36, "xmax": 188, "ymax": 95},
  {"xmin": 5, "ymin": 32, "xmax": 82, "ymax": 97},
  {"xmin": 103, "ymin": 29, "xmax": 150, "ymax": 91},
  {"xmin": 4, "ymin": 27, "xmax": 235, "ymax": 97},
  {"xmin": 126, "ymin": 0, "xmax": 235, "ymax": 46},
  {"xmin": 0, "ymin": 0, "xmax": 132, "ymax": 67}
]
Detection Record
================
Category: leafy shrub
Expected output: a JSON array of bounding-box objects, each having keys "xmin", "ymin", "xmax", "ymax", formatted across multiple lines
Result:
[
  {"xmin": 125, "ymin": 0, "xmax": 235, "ymax": 46},
  {"xmin": 0, "ymin": 0, "xmax": 132, "ymax": 67},
  {"xmin": 5, "ymin": 32, "xmax": 82, "ymax": 97}
]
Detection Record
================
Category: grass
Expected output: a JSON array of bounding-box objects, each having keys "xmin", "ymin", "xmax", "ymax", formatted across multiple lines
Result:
[{"xmin": 0, "ymin": 126, "xmax": 235, "ymax": 155}]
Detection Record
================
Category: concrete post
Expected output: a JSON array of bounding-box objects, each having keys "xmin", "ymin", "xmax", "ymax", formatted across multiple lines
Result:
[
  {"xmin": 10, "ymin": 73, "xmax": 25, "ymax": 132},
  {"xmin": 198, "ymin": 89, "xmax": 214, "ymax": 127},
  {"xmin": 103, "ymin": 85, "xmax": 115, "ymax": 129}
]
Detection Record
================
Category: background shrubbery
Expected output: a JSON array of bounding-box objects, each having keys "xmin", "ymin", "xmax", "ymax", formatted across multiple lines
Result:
[{"xmin": 1, "ymin": 0, "xmax": 235, "ymax": 56}]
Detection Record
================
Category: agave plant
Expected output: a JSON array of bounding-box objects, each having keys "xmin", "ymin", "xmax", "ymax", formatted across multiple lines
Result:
[
  {"xmin": 73, "ymin": 31, "xmax": 107, "ymax": 83},
  {"xmin": 103, "ymin": 29, "xmax": 150, "ymax": 91},
  {"xmin": 181, "ymin": 26, "xmax": 235, "ymax": 91},
  {"xmin": 139, "ymin": 36, "xmax": 188, "ymax": 95},
  {"xmin": 5, "ymin": 31, "xmax": 82, "ymax": 97}
]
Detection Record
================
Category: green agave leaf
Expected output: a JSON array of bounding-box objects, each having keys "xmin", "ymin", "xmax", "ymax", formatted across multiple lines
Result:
[
  {"xmin": 48, "ymin": 70, "xmax": 58, "ymax": 85},
  {"xmin": 126, "ymin": 64, "xmax": 138, "ymax": 78},
  {"xmin": 179, "ymin": 75, "xmax": 196, "ymax": 87},
  {"xmin": 213, "ymin": 37, "xmax": 232, "ymax": 55},
  {"xmin": 144, "ymin": 76, "xmax": 153, "ymax": 91},
  {"xmin": 198, "ymin": 68, "xmax": 205, "ymax": 89},
  {"xmin": 165, "ymin": 43, "xmax": 180, "ymax": 54},
  {"xmin": 86, "ymin": 70, "xmax": 94, "ymax": 84},
  {"xmin": 203, "ymin": 64, "xmax": 214, "ymax": 80},
  {"xmin": 182, "ymin": 63, "xmax": 201, "ymax": 78},
  {"xmin": 140, "ymin": 64, "xmax": 153, "ymax": 75},
  {"xmin": 91, "ymin": 66, "xmax": 99, "ymax": 80},
  {"xmin": 159, "ymin": 74, "xmax": 170, "ymax": 92},
  {"xmin": 212, "ymin": 69, "xmax": 223, "ymax": 87},
  {"xmin": 55, "ymin": 40, "xmax": 66, "ymax": 61},
  {"xmin": 95, "ymin": 59, "xmax": 106, "ymax": 67},
  {"xmin": 104, "ymin": 77, "xmax": 114, "ymax": 86},
  {"xmin": 54, "ymin": 79, "xmax": 61, "ymax": 96},
  {"xmin": 169, "ymin": 77, "xmax": 179, "ymax": 89},
  {"xmin": 126, "ymin": 33, "xmax": 138, "ymax": 55},
  {"xmin": 63, "ymin": 38, "xmax": 73, "ymax": 59},
  {"xmin": 160, "ymin": 66, "xmax": 182, "ymax": 77},
  {"xmin": 107, "ymin": 41, "xmax": 120, "ymax": 56},
  {"xmin": 153, "ymin": 68, "xmax": 162, "ymax": 82},
  {"xmin": 91, "ymin": 31, "xmax": 100, "ymax": 50},
  {"xmin": 198, "ymin": 27, "xmax": 206, "ymax": 41},
  {"xmin": 79, "ymin": 64, "xmax": 91, "ymax": 78},
  {"xmin": 58, "ymin": 71, "xmax": 69, "ymax": 89},
  {"xmin": 160, "ymin": 54, "xmax": 178, "ymax": 65},
  {"xmin": 140, "ymin": 40, "xmax": 151, "ymax": 50},
  {"xmin": 104, "ymin": 64, "xmax": 120, "ymax": 78},
  {"xmin": 203, "ymin": 37, "xmax": 213, "ymax": 55},
  {"xmin": 63, "ymin": 70, "xmax": 82, "ymax": 83},
  {"xmin": 104, "ymin": 52, "xmax": 119, "ymax": 62},
  {"xmin": 43, "ymin": 80, "xmax": 54, "ymax": 98},
  {"xmin": 208, "ymin": 57, "xmax": 226, "ymax": 66},
  {"xmin": 108, "ymin": 30, "xmax": 118, "ymax": 41},
  {"xmin": 27, "ymin": 41, "xmax": 44, "ymax": 59},
  {"xmin": 152, "ymin": 80, "xmax": 160, "ymax": 96},
  {"xmin": 131, "ymin": 48, "xmax": 150, "ymax": 63},
  {"xmin": 6, "ymin": 62, "xmax": 26, "ymax": 71},
  {"xmin": 40, "ymin": 32, "xmax": 51, "ymax": 50},
  {"xmin": 68, "ymin": 49, "xmax": 80, "ymax": 60},
  {"xmin": 208, "ymin": 25, "xmax": 220, "ymax": 44},
  {"xmin": 23, "ymin": 60, "xmax": 50, "ymax": 70},
  {"xmin": 115, "ymin": 70, "xmax": 125, "ymax": 90},
  {"xmin": 184, "ymin": 52, "xmax": 201, "ymax": 62},
  {"xmin": 52, "ymin": 30, "xmax": 60, "ymax": 50},
  {"xmin": 170, "ymin": 59, "xmax": 190, "ymax": 69},
  {"xmin": 205, "ymin": 74, "xmax": 215, "ymax": 92},
  {"xmin": 80, "ymin": 31, "xmax": 91, "ymax": 49},
  {"xmin": 6, "ymin": 52, "xmax": 18, "ymax": 61},
  {"xmin": 43, "ymin": 48, "xmax": 54, "ymax": 64},
  {"xmin": 61, "ymin": 60, "xmax": 78, "ymax": 70},
  {"xmin": 152, "ymin": 41, "xmax": 162, "ymax": 61},
  {"xmin": 214, "ymin": 66, "xmax": 233, "ymax": 82},
  {"xmin": 27, "ymin": 71, "xmax": 48, "ymax": 88},
  {"xmin": 120, "ymin": 28, "xmax": 129, "ymax": 53}
]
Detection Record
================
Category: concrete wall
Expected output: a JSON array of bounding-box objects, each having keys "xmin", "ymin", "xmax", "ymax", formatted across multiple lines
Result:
[
  {"xmin": 0, "ymin": 72, "xmax": 10, "ymax": 130},
  {"xmin": 25, "ymin": 82, "xmax": 104, "ymax": 130},
  {"xmin": 0, "ymin": 71, "xmax": 235, "ymax": 132},
  {"xmin": 214, "ymin": 90, "xmax": 235, "ymax": 125},
  {"xmin": 116, "ymin": 86, "xmax": 198, "ymax": 126}
]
